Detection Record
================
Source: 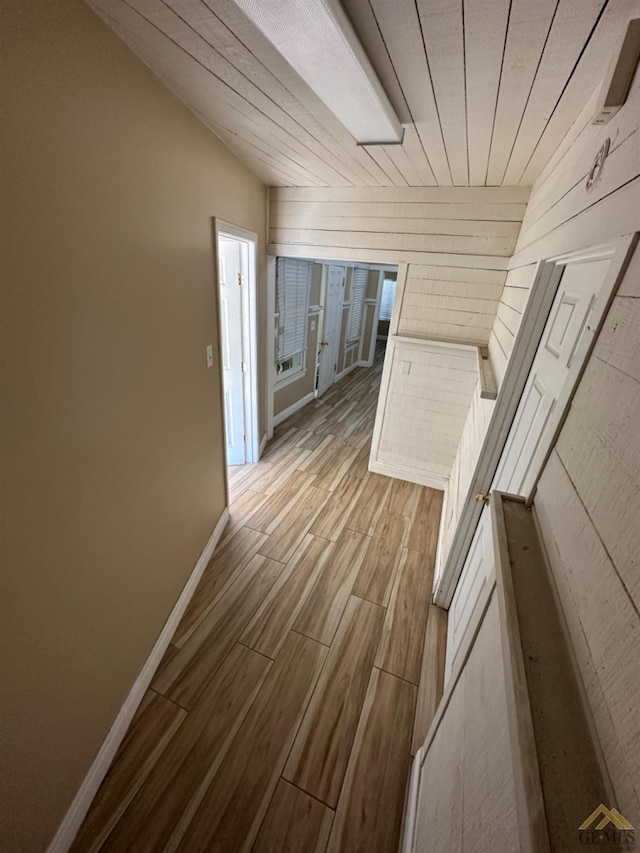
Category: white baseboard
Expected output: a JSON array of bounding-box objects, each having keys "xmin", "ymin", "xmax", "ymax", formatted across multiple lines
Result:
[
  {"xmin": 431, "ymin": 484, "xmax": 449, "ymax": 599},
  {"xmin": 369, "ymin": 459, "xmax": 448, "ymax": 491},
  {"xmin": 335, "ymin": 361, "xmax": 359, "ymax": 382},
  {"xmin": 273, "ymin": 391, "xmax": 315, "ymax": 427},
  {"xmin": 259, "ymin": 432, "xmax": 268, "ymax": 458},
  {"xmin": 46, "ymin": 507, "xmax": 230, "ymax": 853},
  {"xmin": 401, "ymin": 746, "xmax": 424, "ymax": 853}
]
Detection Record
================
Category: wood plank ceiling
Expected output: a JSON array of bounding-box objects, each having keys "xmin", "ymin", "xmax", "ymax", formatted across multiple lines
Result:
[{"xmin": 87, "ymin": 0, "xmax": 627, "ymax": 187}]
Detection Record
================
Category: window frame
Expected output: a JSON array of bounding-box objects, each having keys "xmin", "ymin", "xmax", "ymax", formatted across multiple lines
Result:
[
  {"xmin": 347, "ymin": 267, "xmax": 368, "ymax": 345},
  {"xmin": 275, "ymin": 257, "xmax": 313, "ymax": 388}
]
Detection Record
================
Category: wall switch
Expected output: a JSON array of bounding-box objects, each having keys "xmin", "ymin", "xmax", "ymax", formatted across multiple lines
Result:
[
  {"xmin": 310, "ymin": 319, "xmax": 317, "ymax": 331},
  {"xmin": 206, "ymin": 345, "xmax": 214, "ymax": 368}
]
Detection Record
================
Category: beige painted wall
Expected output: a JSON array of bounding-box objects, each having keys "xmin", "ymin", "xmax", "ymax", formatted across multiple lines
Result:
[{"xmin": 0, "ymin": 2, "xmax": 266, "ymax": 850}]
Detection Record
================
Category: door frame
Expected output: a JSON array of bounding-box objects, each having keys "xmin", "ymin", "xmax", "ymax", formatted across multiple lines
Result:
[
  {"xmin": 433, "ymin": 232, "xmax": 638, "ymax": 609},
  {"xmin": 214, "ymin": 218, "xmax": 260, "ymax": 467}
]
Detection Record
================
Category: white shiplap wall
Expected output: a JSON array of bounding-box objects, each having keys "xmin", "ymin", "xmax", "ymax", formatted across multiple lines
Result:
[
  {"xmin": 370, "ymin": 339, "xmax": 479, "ymax": 489},
  {"xmin": 492, "ymin": 59, "xmax": 640, "ymax": 828},
  {"xmin": 270, "ymin": 186, "xmax": 527, "ymax": 345},
  {"xmin": 489, "ymin": 75, "xmax": 640, "ymax": 384},
  {"xmin": 398, "ymin": 265, "xmax": 507, "ymax": 344}
]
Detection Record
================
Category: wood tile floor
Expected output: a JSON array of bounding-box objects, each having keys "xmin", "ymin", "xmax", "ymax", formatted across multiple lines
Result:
[{"xmin": 73, "ymin": 349, "xmax": 447, "ymax": 853}]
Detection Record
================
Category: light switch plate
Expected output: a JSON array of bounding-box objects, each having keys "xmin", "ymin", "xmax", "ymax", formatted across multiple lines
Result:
[{"xmin": 206, "ymin": 345, "xmax": 214, "ymax": 368}]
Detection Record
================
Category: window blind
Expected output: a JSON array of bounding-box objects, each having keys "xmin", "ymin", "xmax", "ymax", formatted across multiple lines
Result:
[
  {"xmin": 379, "ymin": 278, "xmax": 396, "ymax": 321},
  {"xmin": 348, "ymin": 267, "xmax": 368, "ymax": 342},
  {"xmin": 276, "ymin": 257, "xmax": 312, "ymax": 360}
]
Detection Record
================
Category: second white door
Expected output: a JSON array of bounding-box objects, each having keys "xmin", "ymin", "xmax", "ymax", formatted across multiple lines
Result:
[
  {"xmin": 493, "ymin": 255, "xmax": 612, "ymax": 497},
  {"xmin": 317, "ymin": 265, "xmax": 344, "ymax": 397}
]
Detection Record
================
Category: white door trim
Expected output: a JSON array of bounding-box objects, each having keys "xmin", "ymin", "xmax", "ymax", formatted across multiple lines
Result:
[
  {"xmin": 214, "ymin": 219, "xmax": 260, "ymax": 469},
  {"xmin": 266, "ymin": 255, "xmax": 276, "ymax": 440},
  {"xmin": 433, "ymin": 232, "xmax": 639, "ymax": 609}
]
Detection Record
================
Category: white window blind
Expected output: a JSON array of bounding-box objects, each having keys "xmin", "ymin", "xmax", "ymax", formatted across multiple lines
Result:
[
  {"xmin": 276, "ymin": 257, "xmax": 312, "ymax": 360},
  {"xmin": 348, "ymin": 267, "xmax": 368, "ymax": 343},
  {"xmin": 379, "ymin": 278, "xmax": 396, "ymax": 321}
]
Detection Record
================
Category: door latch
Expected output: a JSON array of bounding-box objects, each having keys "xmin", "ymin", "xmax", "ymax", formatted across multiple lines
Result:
[{"xmin": 475, "ymin": 492, "xmax": 490, "ymax": 505}]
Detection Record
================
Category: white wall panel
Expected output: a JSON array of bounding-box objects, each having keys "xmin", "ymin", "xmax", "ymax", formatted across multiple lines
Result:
[
  {"xmin": 370, "ymin": 339, "xmax": 478, "ymax": 487},
  {"xmin": 488, "ymin": 59, "xmax": 640, "ymax": 827}
]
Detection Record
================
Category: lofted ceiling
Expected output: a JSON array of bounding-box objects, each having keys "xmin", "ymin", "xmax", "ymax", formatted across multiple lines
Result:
[{"xmin": 87, "ymin": 0, "xmax": 633, "ymax": 187}]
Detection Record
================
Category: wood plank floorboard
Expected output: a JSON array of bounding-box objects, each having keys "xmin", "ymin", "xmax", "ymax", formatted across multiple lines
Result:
[
  {"xmin": 293, "ymin": 528, "xmax": 370, "ymax": 646},
  {"xmin": 406, "ymin": 487, "xmax": 443, "ymax": 555},
  {"xmin": 172, "ymin": 526, "xmax": 267, "ymax": 647},
  {"xmin": 252, "ymin": 779, "xmax": 334, "ymax": 853},
  {"xmin": 152, "ymin": 554, "xmax": 284, "ymax": 708},
  {"xmin": 326, "ymin": 668, "xmax": 416, "ymax": 853},
  {"xmin": 240, "ymin": 534, "xmax": 333, "ymax": 659},
  {"xmin": 175, "ymin": 632, "xmax": 327, "ymax": 852},
  {"xmin": 352, "ymin": 511, "xmax": 408, "ymax": 607},
  {"xmin": 375, "ymin": 547, "xmax": 434, "ymax": 684},
  {"xmin": 95, "ymin": 646, "xmax": 270, "ymax": 852},
  {"xmin": 309, "ymin": 474, "xmax": 366, "ymax": 542},
  {"xmin": 70, "ymin": 692, "xmax": 187, "ymax": 853},
  {"xmin": 285, "ymin": 596, "xmax": 385, "ymax": 807},
  {"xmin": 344, "ymin": 473, "xmax": 393, "ymax": 535},
  {"xmin": 73, "ymin": 348, "xmax": 448, "ymax": 852}
]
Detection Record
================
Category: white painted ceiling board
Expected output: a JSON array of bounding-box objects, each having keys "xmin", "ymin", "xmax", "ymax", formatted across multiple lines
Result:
[
  {"xmin": 520, "ymin": 0, "xmax": 640, "ymax": 186},
  {"xmin": 207, "ymin": 0, "xmax": 401, "ymax": 185},
  {"xmin": 89, "ymin": 0, "xmax": 637, "ymax": 187},
  {"xmin": 485, "ymin": 0, "xmax": 560, "ymax": 186},
  {"xmin": 90, "ymin": 0, "xmax": 340, "ymax": 186},
  {"xmin": 464, "ymin": 0, "xmax": 512, "ymax": 186},
  {"xmin": 367, "ymin": 0, "xmax": 451, "ymax": 184},
  {"xmin": 125, "ymin": 0, "xmax": 356, "ymax": 184},
  {"xmin": 415, "ymin": 0, "xmax": 468, "ymax": 185},
  {"xmin": 501, "ymin": 0, "xmax": 607, "ymax": 184}
]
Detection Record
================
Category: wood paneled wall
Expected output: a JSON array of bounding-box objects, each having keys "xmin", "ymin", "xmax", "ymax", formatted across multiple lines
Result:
[
  {"xmin": 492, "ymin": 56, "xmax": 640, "ymax": 828},
  {"xmin": 412, "ymin": 594, "xmax": 520, "ymax": 850},
  {"xmin": 270, "ymin": 187, "xmax": 527, "ymax": 347},
  {"xmin": 489, "ymin": 75, "xmax": 640, "ymax": 384},
  {"xmin": 536, "ymin": 246, "xmax": 640, "ymax": 831},
  {"xmin": 397, "ymin": 265, "xmax": 507, "ymax": 345},
  {"xmin": 371, "ymin": 339, "xmax": 478, "ymax": 489}
]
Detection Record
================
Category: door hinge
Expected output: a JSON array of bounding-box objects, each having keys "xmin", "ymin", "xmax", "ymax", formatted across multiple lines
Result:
[
  {"xmin": 243, "ymin": 434, "xmax": 248, "ymax": 444},
  {"xmin": 238, "ymin": 272, "xmax": 244, "ymax": 286},
  {"xmin": 241, "ymin": 361, "xmax": 247, "ymax": 372},
  {"xmin": 475, "ymin": 492, "xmax": 491, "ymax": 505}
]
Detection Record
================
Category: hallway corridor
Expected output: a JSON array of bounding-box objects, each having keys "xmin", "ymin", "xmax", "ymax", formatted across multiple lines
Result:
[{"xmin": 73, "ymin": 355, "xmax": 446, "ymax": 853}]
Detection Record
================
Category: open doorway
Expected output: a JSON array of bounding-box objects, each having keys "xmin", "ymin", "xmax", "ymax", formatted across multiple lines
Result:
[
  {"xmin": 215, "ymin": 219, "xmax": 259, "ymax": 468},
  {"xmin": 270, "ymin": 257, "xmax": 398, "ymax": 430},
  {"xmin": 376, "ymin": 270, "xmax": 397, "ymax": 342}
]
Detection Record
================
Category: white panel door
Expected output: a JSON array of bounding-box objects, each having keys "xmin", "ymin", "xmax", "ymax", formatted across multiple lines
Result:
[
  {"xmin": 493, "ymin": 257, "xmax": 611, "ymax": 497},
  {"xmin": 218, "ymin": 237, "xmax": 246, "ymax": 465},
  {"xmin": 317, "ymin": 265, "xmax": 344, "ymax": 397},
  {"xmin": 445, "ymin": 505, "xmax": 494, "ymax": 681}
]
